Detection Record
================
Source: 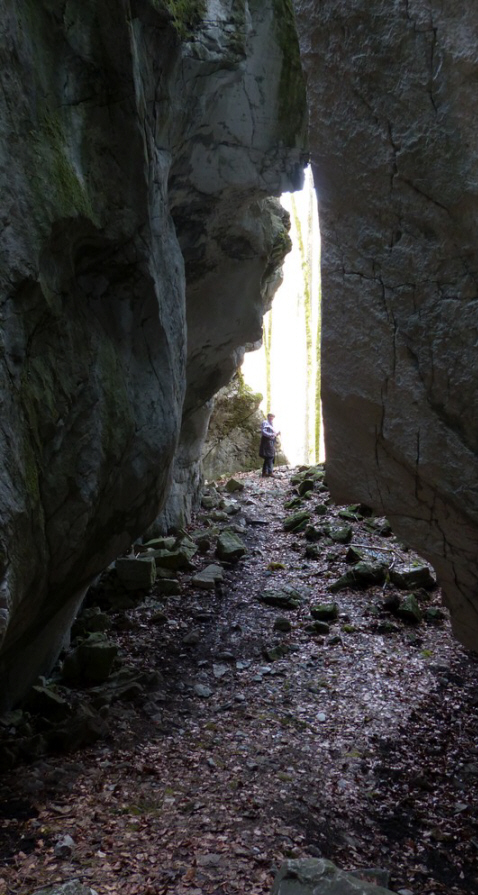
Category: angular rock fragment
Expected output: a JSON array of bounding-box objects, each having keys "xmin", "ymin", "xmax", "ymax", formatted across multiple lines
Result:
[
  {"xmin": 424, "ymin": 606, "xmax": 445, "ymax": 624},
  {"xmin": 115, "ymin": 556, "xmax": 157, "ymax": 590},
  {"xmin": 25, "ymin": 685, "xmax": 71, "ymax": 722},
  {"xmin": 274, "ymin": 617, "xmax": 292, "ymax": 632},
  {"xmin": 285, "ymin": 497, "xmax": 303, "ymax": 510},
  {"xmin": 36, "ymin": 881, "xmax": 99, "ymax": 895},
  {"xmin": 62, "ymin": 635, "xmax": 118, "ymax": 686},
  {"xmin": 304, "ymin": 620, "xmax": 330, "ymax": 636},
  {"xmin": 390, "ymin": 563, "xmax": 436, "ymax": 591},
  {"xmin": 345, "ymin": 546, "xmax": 364, "ymax": 565},
  {"xmin": 259, "ymin": 586, "xmax": 303, "ymax": 610},
  {"xmin": 50, "ymin": 704, "xmax": 108, "ymax": 752},
  {"xmin": 396, "ymin": 593, "xmax": 422, "ymax": 624},
  {"xmin": 54, "ymin": 835, "xmax": 75, "ymax": 859},
  {"xmin": 283, "ymin": 511, "xmax": 310, "ymax": 532},
  {"xmin": 310, "ymin": 603, "xmax": 339, "ymax": 622},
  {"xmin": 192, "ymin": 564, "xmax": 224, "ymax": 589},
  {"xmin": 329, "ymin": 562, "xmax": 388, "ymax": 592},
  {"xmin": 225, "ymin": 478, "xmax": 244, "ymax": 493},
  {"xmin": 149, "ymin": 546, "xmax": 196, "ymax": 571},
  {"xmin": 305, "ymin": 524, "xmax": 323, "ymax": 542},
  {"xmin": 156, "ymin": 579, "xmax": 181, "ymax": 596},
  {"xmin": 71, "ymin": 608, "xmax": 110, "ymax": 639},
  {"xmin": 314, "ymin": 503, "xmax": 328, "ymax": 516},
  {"xmin": 272, "ymin": 858, "xmax": 394, "ymax": 894},
  {"xmin": 143, "ymin": 536, "xmax": 176, "ymax": 551},
  {"xmin": 216, "ymin": 530, "xmax": 247, "ymax": 562},
  {"xmin": 298, "ymin": 478, "xmax": 315, "ymax": 496},
  {"xmin": 325, "ymin": 524, "xmax": 352, "ymax": 544},
  {"xmin": 263, "ymin": 643, "xmax": 289, "ymax": 661}
]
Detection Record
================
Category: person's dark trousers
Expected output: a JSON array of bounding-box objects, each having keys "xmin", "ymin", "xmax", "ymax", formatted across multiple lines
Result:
[{"xmin": 262, "ymin": 457, "xmax": 274, "ymax": 476}]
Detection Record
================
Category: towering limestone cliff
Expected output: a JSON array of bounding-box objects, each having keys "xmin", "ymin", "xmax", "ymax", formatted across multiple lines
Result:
[
  {"xmin": 293, "ymin": 0, "xmax": 478, "ymax": 649},
  {"xmin": 0, "ymin": 0, "xmax": 307, "ymax": 707}
]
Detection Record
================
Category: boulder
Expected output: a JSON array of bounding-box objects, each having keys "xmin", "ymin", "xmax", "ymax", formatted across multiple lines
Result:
[
  {"xmin": 310, "ymin": 603, "xmax": 339, "ymax": 622},
  {"xmin": 148, "ymin": 547, "xmax": 196, "ymax": 572},
  {"xmin": 329, "ymin": 562, "xmax": 388, "ymax": 592},
  {"xmin": 284, "ymin": 511, "xmax": 311, "ymax": 533},
  {"xmin": 156, "ymin": 579, "xmax": 181, "ymax": 596},
  {"xmin": 216, "ymin": 531, "xmax": 247, "ymax": 563},
  {"xmin": 271, "ymin": 859, "xmax": 394, "ymax": 894},
  {"xmin": 36, "ymin": 882, "xmax": 98, "ymax": 895},
  {"xmin": 397, "ymin": 594, "xmax": 423, "ymax": 624},
  {"xmin": 191, "ymin": 564, "xmax": 224, "ymax": 589},
  {"xmin": 260, "ymin": 586, "xmax": 303, "ymax": 610},
  {"xmin": 225, "ymin": 478, "xmax": 244, "ymax": 493},
  {"xmin": 298, "ymin": 479, "xmax": 315, "ymax": 496},
  {"xmin": 305, "ymin": 620, "xmax": 330, "ymax": 636},
  {"xmin": 62, "ymin": 635, "xmax": 118, "ymax": 687},
  {"xmin": 25, "ymin": 685, "xmax": 71, "ymax": 722},
  {"xmin": 115, "ymin": 557, "xmax": 157, "ymax": 591},
  {"xmin": 390, "ymin": 563, "xmax": 436, "ymax": 591},
  {"xmin": 326, "ymin": 524, "xmax": 352, "ymax": 544}
]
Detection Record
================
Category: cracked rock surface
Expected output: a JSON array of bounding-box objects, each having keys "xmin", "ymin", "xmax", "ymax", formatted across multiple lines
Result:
[
  {"xmin": 293, "ymin": 0, "xmax": 478, "ymax": 649},
  {"xmin": 0, "ymin": 0, "xmax": 306, "ymax": 708}
]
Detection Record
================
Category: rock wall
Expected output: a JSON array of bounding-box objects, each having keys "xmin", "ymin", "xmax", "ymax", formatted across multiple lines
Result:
[
  {"xmin": 293, "ymin": 0, "xmax": 478, "ymax": 649},
  {"xmin": 201, "ymin": 371, "xmax": 288, "ymax": 481},
  {"xmin": 157, "ymin": 0, "xmax": 307, "ymax": 528},
  {"xmin": 0, "ymin": 0, "xmax": 307, "ymax": 707}
]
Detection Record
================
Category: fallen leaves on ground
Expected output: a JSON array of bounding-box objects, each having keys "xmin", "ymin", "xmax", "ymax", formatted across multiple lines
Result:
[{"xmin": 1, "ymin": 466, "xmax": 478, "ymax": 895}]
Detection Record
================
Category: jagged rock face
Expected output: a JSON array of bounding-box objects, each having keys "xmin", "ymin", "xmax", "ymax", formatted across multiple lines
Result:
[
  {"xmin": 158, "ymin": 0, "xmax": 307, "ymax": 528},
  {"xmin": 0, "ymin": 1, "xmax": 186, "ymax": 707},
  {"xmin": 0, "ymin": 0, "xmax": 306, "ymax": 706},
  {"xmin": 293, "ymin": 0, "xmax": 478, "ymax": 649},
  {"xmin": 202, "ymin": 372, "xmax": 288, "ymax": 480}
]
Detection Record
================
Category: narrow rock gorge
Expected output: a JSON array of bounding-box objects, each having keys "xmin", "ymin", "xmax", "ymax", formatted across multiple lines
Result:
[
  {"xmin": 0, "ymin": 0, "xmax": 306, "ymax": 708},
  {"xmin": 1, "ymin": 0, "xmax": 478, "ymax": 711},
  {"xmin": 293, "ymin": 0, "xmax": 478, "ymax": 650}
]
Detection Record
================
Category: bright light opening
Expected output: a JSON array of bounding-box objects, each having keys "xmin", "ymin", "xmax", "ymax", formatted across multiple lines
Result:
[{"xmin": 242, "ymin": 165, "xmax": 323, "ymax": 465}]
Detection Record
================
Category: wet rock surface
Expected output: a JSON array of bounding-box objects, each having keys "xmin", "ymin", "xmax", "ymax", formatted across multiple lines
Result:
[{"xmin": 0, "ymin": 467, "xmax": 477, "ymax": 895}]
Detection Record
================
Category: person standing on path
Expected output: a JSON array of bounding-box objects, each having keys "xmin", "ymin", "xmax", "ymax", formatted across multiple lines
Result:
[{"xmin": 259, "ymin": 412, "xmax": 281, "ymax": 477}]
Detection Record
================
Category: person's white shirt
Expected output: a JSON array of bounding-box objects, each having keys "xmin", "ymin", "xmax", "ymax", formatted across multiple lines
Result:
[{"xmin": 261, "ymin": 419, "xmax": 279, "ymax": 438}]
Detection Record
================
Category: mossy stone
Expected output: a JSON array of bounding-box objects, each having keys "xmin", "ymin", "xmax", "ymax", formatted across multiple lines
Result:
[
  {"xmin": 310, "ymin": 603, "xmax": 339, "ymax": 621},
  {"xmin": 216, "ymin": 530, "xmax": 247, "ymax": 562},
  {"xmin": 305, "ymin": 620, "xmax": 330, "ymax": 636},
  {"xmin": 329, "ymin": 562, "xmax": 388, "ymax": 592},
  {"xmin": 274, "ymin": 616, "xmax": 293, "ymax": 632},
  {"xmin": 283, "ymin": 511, "xmax": 310, "ymax": 532},
  {"xmin": 397, "ymin": 593, "xmax": 423, "ymax": 624}
]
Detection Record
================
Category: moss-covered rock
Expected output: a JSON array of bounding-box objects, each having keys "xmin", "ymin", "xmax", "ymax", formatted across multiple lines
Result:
[{"xmin": 284, "ymin": 510, "xmax": 311, "ymax": 532}]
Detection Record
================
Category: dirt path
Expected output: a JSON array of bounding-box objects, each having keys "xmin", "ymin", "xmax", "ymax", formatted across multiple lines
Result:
[{"xmin": 1, "ymin": 466, "xmax": 478, "ymax": 895}]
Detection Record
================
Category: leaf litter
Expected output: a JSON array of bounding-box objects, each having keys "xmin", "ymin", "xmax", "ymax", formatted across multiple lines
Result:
[{"xmin": 1, "ymin": 465, "xmax": 478, "ymax": 895}]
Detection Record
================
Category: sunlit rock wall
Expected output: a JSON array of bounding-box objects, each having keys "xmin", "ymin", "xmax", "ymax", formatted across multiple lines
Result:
[
  {"xmin": 0, "ymin": 0, "xmax": 306, "ymax": 707},
  {"xmin": 293, "ymin": 0, "xmax": 478, "ymax": 649}
]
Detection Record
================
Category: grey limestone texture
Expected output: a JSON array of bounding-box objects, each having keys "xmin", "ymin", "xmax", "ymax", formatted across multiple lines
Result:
[
  {"xmin": 0, "ymin": 0, "xmax": 307, "ymax": 708},
  {"xmin": 271, "ymin": 859, "xmax": 393, "ymax": 895},
  {"xmin": 293, "ymin": 0, "xmax": 478, "ymax": 649}
]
